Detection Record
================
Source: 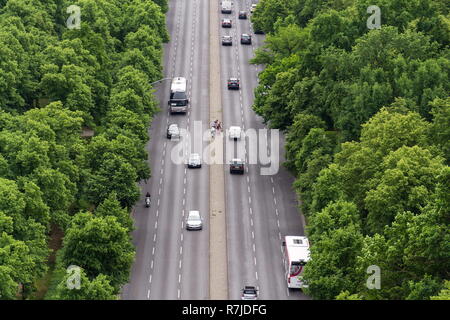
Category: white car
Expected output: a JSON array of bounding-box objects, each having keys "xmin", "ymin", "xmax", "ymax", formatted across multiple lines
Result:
[
  {"xmin": 250, "ymin": 4, "xmax": 257, "ymax": 13},
  {"xmin": 229, "ymin": 126, "xmax": 241, "ymax": 140},
  {"xmin": 241, "ymin": 286, "xmax": 258, "ymax": 300},
  {"xmin": 186, "ymin": 210, "xmax": 203, "ymax": 230},
  {"xmin": 188, "ymin": 153, "xmax": 201, "ymax": 168},
  {"xmin": 167, "ymin": 124, "xmax": 180, "ymax": 139}
]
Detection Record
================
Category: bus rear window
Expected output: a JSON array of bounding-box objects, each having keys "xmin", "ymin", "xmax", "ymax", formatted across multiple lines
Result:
[
  {"xmin": 170, "ymin": 92, "xmax": 187, "ymax": 100},
  {"xmin": 290, "ymin": 261, "xmax": 306, "ymax": 276}
]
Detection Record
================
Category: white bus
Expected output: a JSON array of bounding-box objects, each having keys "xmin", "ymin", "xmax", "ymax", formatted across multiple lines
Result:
[
  {"xmin": 168, "ymin": 77, "xmax": 188, "ymax": 114},
  {"xmin": 282, "ymin": 236, "xmax": 310, "ymax": 289}
]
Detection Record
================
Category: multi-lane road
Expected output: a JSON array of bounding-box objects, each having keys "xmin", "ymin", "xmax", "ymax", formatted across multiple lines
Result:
[{"xmin": 121, "ymin": 0, "xmax": 308, "ymax": 300}]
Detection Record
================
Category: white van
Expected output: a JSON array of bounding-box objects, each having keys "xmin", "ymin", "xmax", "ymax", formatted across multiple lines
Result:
[{"xmin": 221, "ymin": 1, "xmax": 232, "ymax": 14}]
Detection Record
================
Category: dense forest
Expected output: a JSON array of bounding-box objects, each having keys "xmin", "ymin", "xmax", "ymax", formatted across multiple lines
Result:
[
  {"xmin": 0, "ymin": 0, "xmax": 168, "ymax": 299},
  {"xmin": 251, "ymin": 0, "xmax": 449, "ymax": 299}
]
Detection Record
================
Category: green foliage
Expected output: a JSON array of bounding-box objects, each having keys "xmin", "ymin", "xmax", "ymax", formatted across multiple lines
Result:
[
  {"xmin": 95, "ymin": 192, "xmax": 133, "ymax": 232},
  {"xmin": 430, "ymin": 281, "xmax": 450, "ymax": 300},
  {"xmin": 406, "ymin": 275, "xmax": 443, "ymax": 300},
  {"xmin": 55, "ymin": 268, "xmax": 116, "ymax": 300},
  {"xmin": 0, "ymin": 0, "xmax": 167, "ymax": 299},
  {"xmin": 61, "ymin": 212, "xmax": 134, "ymax": 289}
]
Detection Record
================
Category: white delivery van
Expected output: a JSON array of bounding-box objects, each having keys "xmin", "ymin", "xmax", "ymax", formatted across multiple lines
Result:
[{"xmin": 221, "ymin": 1, "xmax": 232, "ymax": 14}]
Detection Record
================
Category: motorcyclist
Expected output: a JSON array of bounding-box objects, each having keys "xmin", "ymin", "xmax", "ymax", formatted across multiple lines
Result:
[{"xmin": 145, "ymin": 192, "xmax": 151, "ymax": 207}]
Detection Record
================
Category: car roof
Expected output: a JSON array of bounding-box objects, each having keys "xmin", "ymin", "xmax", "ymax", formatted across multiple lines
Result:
[
  {"xmin": 190, "ymin": 153, "xmax": 200, "ymax": 158},
  {"xmin": 188, "ymin": 210, "xmax": 200, "ymax": 217},
  {"xmin": 223, "ymin": 35, "xmax": 231, "ymax": 38},
  {"xmin": 230, "ymin": 126, "xmax": 241, "ymax": 130},
  {"xmin": 223, "ymin": 18, "xmax": 231, "ymax": 21},
  {"xmin": 229, "ymin": 77, "xmax": 239, "ymax": 81},
  {"xmin": 242, "ymin": 33, "xmax": 250, "ymax": 36},
  {"xmin": 169, "ymin": 123, "xmax": 178, "ymax": 128},
  {"xmin": 232, "ymin": 158, "xmax": 243, "ymax": 162}
]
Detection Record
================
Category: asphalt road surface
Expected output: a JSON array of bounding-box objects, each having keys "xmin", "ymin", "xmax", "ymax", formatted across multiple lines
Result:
[{"xmin": 122, "ymin": 0, "xmax": 309, "ymax": 300}]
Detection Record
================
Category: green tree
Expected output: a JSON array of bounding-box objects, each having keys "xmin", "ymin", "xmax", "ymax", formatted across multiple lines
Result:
[
  {"xmin": 55, "ymin": 268, "xmax": 116, "ymax": 300},
  {"xmin": 95, "ymin": 192, "xmax": 133, "ymax": 232},
  {"xmin": 430, "ymin": 281, "xmax": 450, "ymax": 300},
  {"xmin": 61, "ymin": 212, "xmax": 134, "ymax": 288}
]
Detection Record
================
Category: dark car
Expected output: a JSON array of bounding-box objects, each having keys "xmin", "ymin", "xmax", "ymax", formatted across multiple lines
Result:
[
  {"xmin": 254, "ymin": 29, "xmax": 265, "ymax": 34},
  {"xmin": 230, "ymin": 158, "xmax": 244, "ymax": 174},
  {"xmin": 238, "ymin": 11, "xmax": 247, "ymax": 19},
  {"xmin": 240, "ymin": 33, "xmax": 252, "ymax": 44},
  {"xmin": 227, "ymin": 78, "xmax": 240, "ymax": 90},
  {"xmin": 222, "ymin": 19, "xmax": 232, "ymax": 28},
  {"xmin": 222, "ymin": 35, "xmax": 232, "ymax": 46}
]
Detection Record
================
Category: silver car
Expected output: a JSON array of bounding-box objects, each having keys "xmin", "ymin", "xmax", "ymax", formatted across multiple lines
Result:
[
  {"xmin": 186, "ymin": 210, "xmax": 203, "ymax": 230},
  {"xmin": 167, "ymin": 124, "xmax": 180, "ymax": 140},
  {"xmin": 241, "ymin": 286, "xmax": 258, "ymax": 300},
  {"xmin": 188, "ymin": 153, "xmax": 201, "ymax": 168}
]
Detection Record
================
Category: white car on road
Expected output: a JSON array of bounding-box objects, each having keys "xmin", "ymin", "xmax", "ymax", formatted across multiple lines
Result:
[
  {"xmin": 229, "ymin": 126, "xmax": 242, "ymax": 140},
  {"xmin": 186, "ymin": 210, "xmax": 203, "ymax": 230},
  {"xmin": 167, "ymin": 124, "xmax": 180, "ymax": 140},
  {"xmin": 187, "ymin": 153, "xmax": 201, "ymax": 168}
]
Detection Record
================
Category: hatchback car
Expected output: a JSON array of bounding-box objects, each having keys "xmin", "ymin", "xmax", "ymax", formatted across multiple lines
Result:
[
  {"xmin": 229, "ymin": 126, "xmax": 242, "ymax": 140},
  {"xmin": 240, "ymin": 34, "xmax": 252, "ymax": 44},
  {"xmin": 186, "ymin": 210, "xmax": 203, "ymax": 230},
  {"xmin": 221, "ymin": 19, "xmax": 232, "ymax": 28},
  {"xmin": 187, "ymin": 153, "xmax": 201, "ymax": 168},
  {"xmin": 227, "ymin": 78, "xmax": 240, "ymax": 90},
  {"xmin": 230, "ymin": 158, "xmax": 244, "ymax": 174},
  {"xmin": 238, "ymin": 11, "xmax": 247, "ymax": 19},
  {"xmin": 222, "ymin": 35, "xmax": 232, "ymax": 46},
  {"xmin": 167, "ymin": 124, "xmax": 180, "ymax": 139},
  {"xmin": 241, "ymin": 286, "xmax": 258, "ymax": 300}
]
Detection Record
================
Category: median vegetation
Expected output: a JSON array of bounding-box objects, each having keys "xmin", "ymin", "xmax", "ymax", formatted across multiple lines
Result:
[
  {"xmin": 0, "ymin": 0, "xmax": 168, "ymax": 299},
  {"xmin": 251, "ymin": 0, "xmax": 449, "ymax": 299}
]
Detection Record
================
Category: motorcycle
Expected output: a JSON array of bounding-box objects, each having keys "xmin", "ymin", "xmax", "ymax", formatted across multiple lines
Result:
[{"xmin": 145, "ymin": 196, "xmax": 151, "ymax": 207}]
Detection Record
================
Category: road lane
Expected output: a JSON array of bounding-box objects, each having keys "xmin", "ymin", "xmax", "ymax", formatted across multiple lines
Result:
[{"xmin": 181, "ymin": 0, "xmax": 210, "ymax": 300}]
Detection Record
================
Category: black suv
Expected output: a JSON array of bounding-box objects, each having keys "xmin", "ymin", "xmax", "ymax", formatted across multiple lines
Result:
[
  {"xmin": 230, "ymin": 159, "xmax": 244, "ymax": 174},
  {"xmin": 227, "ymin": 78, "xmax": 240, "ymax": 90},
  {"xmin": 238, "ymin": 11, "xmax": 247, "ymax": 19},
  {"xmin": 222, "ymin": 35, "xmax": 232, "ymax": 46},
  {"xmin": 240, "ymin": 34, "xmax": 252, "ymax": 44}
]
